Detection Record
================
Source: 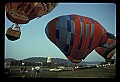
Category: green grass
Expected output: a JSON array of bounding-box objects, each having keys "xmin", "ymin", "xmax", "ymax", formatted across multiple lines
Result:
[
  {"xmin": 57, "ymin": 66, "xmax": 116, "ymax": 78},
  {"xmin": 5, "ymin": 65, "xmax": 116, "ymax": 78}
]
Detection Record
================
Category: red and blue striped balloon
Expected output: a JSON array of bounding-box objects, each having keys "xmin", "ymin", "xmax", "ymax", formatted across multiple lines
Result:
[{"xmin": 45, "ymin": 14, "xmax": 108, "ymax": 63}]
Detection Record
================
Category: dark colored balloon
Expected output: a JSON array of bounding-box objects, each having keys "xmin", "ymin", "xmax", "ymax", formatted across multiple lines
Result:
[{"xmin": 45, "ymin": 14, "xmax": 108, "ymax": 63}]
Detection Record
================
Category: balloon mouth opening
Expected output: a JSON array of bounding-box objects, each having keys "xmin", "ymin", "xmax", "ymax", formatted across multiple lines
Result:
[{"xmin": 6, "ymin": 10, "xmax": 29, "ymax": 24}]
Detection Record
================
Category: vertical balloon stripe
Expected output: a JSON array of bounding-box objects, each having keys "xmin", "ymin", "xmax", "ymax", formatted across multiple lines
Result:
[
  {"xmin": 79, "ymin": 16, "xmax": 84, "ymax": 51},
  {"xmin": 81, "ymin": 16, "xmax": 89, "ymax": 58},
  {"xmin": 79, "ymin": 16, "xmax": 84, "ymax": 36},
  {"xmin": 98, "ymin": 27, "xmax": 104, "ymax": 45},
  {"xmin": 67, "ymin": 20, "xmax": 71, "ymax": 32},
  {"xmin": 72, "ymin": 35, "xmax": 81, "ymax": 60},
  {"xmin": 100, "ymin": 29, "xmax": 108, "ymax": 44},
  {"xmin": 66, "ymin": 32, "xmax": 71, "ymax": 45},
  {"xmin": 88, "ymin": 37, "xmax": 93, "ymax": 49},
  {"xmin": 64, "ymin": 44, "xmax": 69, "ymax": 53},
  {"xmin": 85, "ymin": 24, "xmax": 89, "ymax": 37},
  {"xmin": 78, "ymin": 36, "xmax": 83, "ymax": 50},
  {"xmin": 69, "ymin": 15, "xmax": 81, "ymax": 60},
  {"xmin": 48, "ymin": 19, "xmax": 58, "ymax": 44},
  {"xmin": 77, "ymin": 16, "xmax": 84, "ymax": 60},
  {"xmin": 65, "ymin": 45, "xmax": 72, "ymax": 56},
  {"xmin": 80, "ymin": 16, "xmax": 86, "ymax": 53},
  {"xmin": 73, "ymin": 50, "xmax": 79, "ymax": 60},
  {"xmin": 87, "ymin": 18, "xmax": 94, "ymax": 49},
  {"xmin": 71, "ymin": 20, "xmax": 75, "ymax": 34},
  {"xmin": 82, "ymin": 17, "xmax": 92, "ymax": 59},
  {"xmin": 91, "ymin": 23, "xmax": 95, "ymax": 37},
  {"xmin": 78, "ymin": 51, "xmax": 84, "ymax": 60},
  {"xmin": 70, "ymin": 33, "xmax": 74, "ymax": 46},
  {"xmin": 72, "ymin": 14, "xmax": 81, "ymax": 34},
  {"xmin": 80, "ymin": 22, "xmax": 83, "ymax": 36}
]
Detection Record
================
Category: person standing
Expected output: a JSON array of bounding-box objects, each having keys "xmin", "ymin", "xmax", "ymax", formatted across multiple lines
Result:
[
  {"xmin": 35, "ymin": 66, "xmax": 40, "ymax": 78},
  {"xmin": 31, "ymin": 66, "xmax": 35, "ymax": 77}
]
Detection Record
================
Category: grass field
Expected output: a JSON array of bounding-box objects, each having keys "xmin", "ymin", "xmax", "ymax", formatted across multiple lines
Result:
[{"xmin": 5, "ymin": 65, "xmax": 116, "ymax": 78}]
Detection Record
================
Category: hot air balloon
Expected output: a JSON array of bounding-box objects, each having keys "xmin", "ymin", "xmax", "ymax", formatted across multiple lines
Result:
[
  {"xmin": 45, "ymin": 14, "xmax": 109, "ymax": 63},
  {"xmin": 95, "ymin": 38, "xmax": 116, "ymax": 60},
  {"xmin": 5, "ymin": 2, "xmax": 58, "ymax": 41}
]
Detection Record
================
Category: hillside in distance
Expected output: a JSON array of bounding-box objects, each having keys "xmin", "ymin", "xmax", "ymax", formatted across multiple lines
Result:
[{"xmin": 5, "ymin": 57, "xmax": 102, "ymax": 65}]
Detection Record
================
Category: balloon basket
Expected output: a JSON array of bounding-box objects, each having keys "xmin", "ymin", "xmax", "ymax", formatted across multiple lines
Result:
[{"xmin": 6, "ymin": 27, "xmax": 21, "ymax": 41}]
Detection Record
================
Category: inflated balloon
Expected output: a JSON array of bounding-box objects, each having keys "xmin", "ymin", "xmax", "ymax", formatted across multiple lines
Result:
[
  {"xmin": 5, "ymin": 2, "xmax": 58, "ymax": 24},
  {"xmin": 5, "ymin": 2, "xmax": 58, "ymax": 41},
  {"xmin": 45, "ymin": 14, "xmax": 109, "ymax": 63},
  {"xmin": 95, "ymin": 38, "xmax": 116, "ymax": 60}
]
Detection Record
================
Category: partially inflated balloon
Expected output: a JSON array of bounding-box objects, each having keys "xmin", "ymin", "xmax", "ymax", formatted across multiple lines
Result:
[
  {"xmin": 5, "ymin": 2, "xmax": 58, "ymax": 24},
  {"xmin": 95, "ymin": 38, "xmax": 116, "ymax": 60},
  {"xmin": 45, "ymin": 14, "xmax": 108, "ymax": 63}
]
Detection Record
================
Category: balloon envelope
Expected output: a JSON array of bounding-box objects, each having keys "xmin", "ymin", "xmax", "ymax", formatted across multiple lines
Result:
[
  {"xmin": 5, "ymin": 2, "xmax": 58, "ymax": 24},
  {"xmin": 45, "ymin": 14, "xmax": 108, "ymax": 63},
  {"xmin": 95, "ymin": 38, "xmax": 116, "ymax": 60}
]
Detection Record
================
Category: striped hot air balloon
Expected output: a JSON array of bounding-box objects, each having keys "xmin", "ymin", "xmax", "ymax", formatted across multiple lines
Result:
[
  {"xmin": 45, "ymin": 14, "xmax": 108, "ymax": 63},
  {"xmin": 95, "ymin": 38, "xmax": 116, "ymax": 60}
]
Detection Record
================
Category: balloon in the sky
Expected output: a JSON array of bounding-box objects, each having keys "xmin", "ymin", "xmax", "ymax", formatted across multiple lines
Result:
[
  {"xmin": 45, "ymin": 14, "xmax": 109, "ymax": 63},
  {"xmin": 5, "ymin": 2, "xmax": 58, "ymax": 41},
  {"xmin": 5, "ymin": 2, "xmax": 58, "ymax": 24},
  {"xmin": 95, "ymin": 38, "xmax": 116, "ymax": 60}
]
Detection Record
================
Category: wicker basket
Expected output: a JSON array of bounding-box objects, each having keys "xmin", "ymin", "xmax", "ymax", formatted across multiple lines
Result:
[{"xmin": 6, "ymin": 27, "xmax": 21, "ymax": 41}]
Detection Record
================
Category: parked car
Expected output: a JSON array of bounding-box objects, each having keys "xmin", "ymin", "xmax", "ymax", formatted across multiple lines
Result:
[{"xmin": 49, "ymin": 68, "xmax": 62, "ymax": 72}]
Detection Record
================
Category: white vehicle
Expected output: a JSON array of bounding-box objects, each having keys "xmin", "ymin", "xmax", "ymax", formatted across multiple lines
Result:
[{"xmin": 49, "ymin": 68, "xmax": 62, "ymax": 72}]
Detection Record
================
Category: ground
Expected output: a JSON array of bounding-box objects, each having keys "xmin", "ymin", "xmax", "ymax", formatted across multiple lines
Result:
[{"xmin": 4, "ymin": 65, "xmax": 116, "ymax": 78}]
